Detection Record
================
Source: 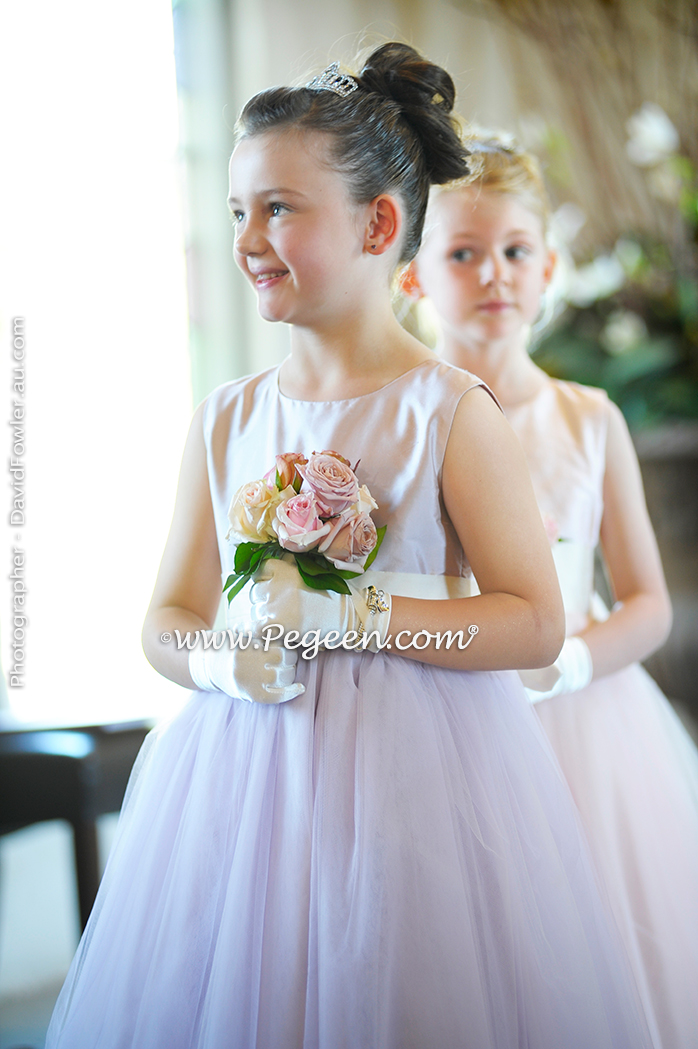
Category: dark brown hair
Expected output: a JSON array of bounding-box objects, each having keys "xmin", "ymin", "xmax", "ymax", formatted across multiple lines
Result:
[{"xmin": 235, "ymin": 42, "xmax": 470, "ymax": 263}]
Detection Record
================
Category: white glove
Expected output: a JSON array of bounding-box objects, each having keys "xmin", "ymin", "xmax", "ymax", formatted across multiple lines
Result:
[
  {"xmin": 188, "ymin": 632, "xmax": 305, "ymax": 704},
  {"xmin": 249, "ymin": 557, "xmax": 392, "ymax": 654},
  {"xmin": 519, "ymin": 636, "xmax": 593, "ymax": 703}
]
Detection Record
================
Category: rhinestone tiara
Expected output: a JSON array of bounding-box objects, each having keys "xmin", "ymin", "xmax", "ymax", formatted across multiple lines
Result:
[{"xmin": 306, "ymin": 62, "xmax": 359, "ymax": 99}]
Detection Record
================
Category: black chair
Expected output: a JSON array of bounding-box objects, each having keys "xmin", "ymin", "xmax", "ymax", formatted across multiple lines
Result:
[{"xmin": 0, "ymin": 721, "xmax": 150, "ymax": 930}]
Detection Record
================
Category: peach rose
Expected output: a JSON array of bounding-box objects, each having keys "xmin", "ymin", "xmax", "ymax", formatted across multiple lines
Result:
[
  {"xmin": 226, "ymin": 480, "xmax": 292, "ymax": 543},
  {"xmin": 274, "ymin": 491, "xmax": 331, "ymax": 552},
  {"xmin": 319, "ymin": 509, "xmax": 377, "ymax": 570},
  {"xmin": 264, "ymin": 452, "xmax": 308, "ymax": 491},
  {"xmin": 299, "ymin": 453, "xmax": 359, "ymax": 516}
]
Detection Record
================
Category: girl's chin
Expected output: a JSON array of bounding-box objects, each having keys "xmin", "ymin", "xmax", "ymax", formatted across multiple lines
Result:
[{"xmin": 473, "ymin": 313, "xmax": 524, "ymax": 337}]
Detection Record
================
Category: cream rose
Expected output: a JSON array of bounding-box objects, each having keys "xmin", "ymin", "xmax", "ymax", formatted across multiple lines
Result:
[
  {"xmin": 299, "ymin": 453, "xmax": 359, "ymax": 516},
  {"xmin": 355, "ymin": 484, "xmax": 378, "ymax": 514},
  {"xmin": 226, "ymin": 480, "xmax": 292, "ymax": 543},
  {"xmin": 274, "ymin": 491, "xmax": 331, "ymax": 552}
]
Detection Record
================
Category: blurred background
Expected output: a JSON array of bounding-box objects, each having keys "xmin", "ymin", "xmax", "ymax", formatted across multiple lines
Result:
[{"xmin": 0, "ymin": 0, "xmax": 696, "ymax": 1044}]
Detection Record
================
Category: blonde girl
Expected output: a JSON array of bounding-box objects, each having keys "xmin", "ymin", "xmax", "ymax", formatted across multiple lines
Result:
[{"xmin": 410, "ymin": 135, "xmax": 698, "ymax": 1049}]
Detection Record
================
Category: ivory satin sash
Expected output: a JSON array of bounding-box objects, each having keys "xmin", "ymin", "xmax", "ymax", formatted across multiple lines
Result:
[{"xmin": 225, "ymin": 542, "xmax": 603, "ymax": 636}]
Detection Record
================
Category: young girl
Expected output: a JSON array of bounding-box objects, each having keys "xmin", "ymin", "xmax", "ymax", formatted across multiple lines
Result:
[
  {"xmin": 47, "ymin": 49, "xmax": 654, "ymax": 1049},
  {"xmin": 409, "ymin": 136, "xmax": 698, "ymax": 1049}
]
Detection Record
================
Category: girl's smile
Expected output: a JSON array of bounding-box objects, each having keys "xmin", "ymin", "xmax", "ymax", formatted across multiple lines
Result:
[{"xmin": 228, "ymin": 130, "xmax": 369, "ymax": 330}]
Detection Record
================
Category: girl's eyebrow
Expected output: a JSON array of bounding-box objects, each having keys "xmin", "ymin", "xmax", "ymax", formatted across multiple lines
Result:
[
  {"xmin": 448, "ymin": 228, "xmax": 536, "ymax": 240},
  {"xmin": 227, "ymin": 187, "xmax": 307, "ymax": 207}
]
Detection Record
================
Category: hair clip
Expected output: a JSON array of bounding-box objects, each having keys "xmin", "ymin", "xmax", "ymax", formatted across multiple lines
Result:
[{"xmin": 306, "ymin": 62, "xmax": 359, "ymax": 99}]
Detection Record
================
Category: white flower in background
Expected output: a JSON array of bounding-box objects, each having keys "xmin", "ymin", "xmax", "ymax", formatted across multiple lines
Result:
[
  {"xmin": 626, "ymin": 103, "xmax": 679, "ymax": 167},
  {"xmin": 550, "ymin": 203, "xmax": 586, "ymax": 246},
  {"xmin": 600, "ymin": 310, "xmax": 648, "ymax": 355},
  {"xmin": 565, "ymin": 254, "xmax": 626, "ymax": 307}
]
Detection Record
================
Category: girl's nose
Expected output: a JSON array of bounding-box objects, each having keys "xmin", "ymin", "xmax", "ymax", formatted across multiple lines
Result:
[
  {"xmin": 478, "ymin": 253, "xmax": 504, "ymax": 286},
  {"xmin": 235, "ymin": 221, "xmax": 265, "ymax": 257}
]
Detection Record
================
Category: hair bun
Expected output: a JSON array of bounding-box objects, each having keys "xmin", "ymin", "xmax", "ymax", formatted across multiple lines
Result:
[{"xmin": 357, "ymin": 43, "xmax": 468, "ymax": 185}]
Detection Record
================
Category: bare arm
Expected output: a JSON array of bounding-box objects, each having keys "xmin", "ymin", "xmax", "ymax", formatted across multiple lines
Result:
[
  {"xmin": 579, "ymin": 402, "xmax": 672, "ymax": 678},
  {"xmin": 384, "ymin": 386, "xmax": 565, "ymax": 670},
  {"xmin": 142, "ymin": 401, "xmax": 223, "ymax": 688}
]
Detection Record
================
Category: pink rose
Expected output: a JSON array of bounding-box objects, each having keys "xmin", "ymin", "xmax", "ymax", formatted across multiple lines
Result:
[
  {"xmin": 319, "ymin": 509, "xmax": 377, "ymax": 570},
  {"xmin": 541, "ymin": 513, "xmax": 559, "ymax": 544},
  {"xmin": 315, "ymin": 449, "xmax": 352, "ymax": 467},
  {"xmin": 274, "ymin": 491, "xmax": 330, "ymax": 552},
  {"xmin": 299, "ymin": 453, "xmax": 359, "ymax": 516},
  {"xmin": 265, "ymin": 451, "xmax": 307, "ymax": 491}
]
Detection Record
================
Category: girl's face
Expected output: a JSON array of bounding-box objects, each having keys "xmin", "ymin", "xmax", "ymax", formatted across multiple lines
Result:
[
  {"xmin": 413, "ymin": 188, "xmax": 555, "ymax": 346},
  {"xmin": 228, "ymin": 129, "xmax": 368, "ymax": 329}
]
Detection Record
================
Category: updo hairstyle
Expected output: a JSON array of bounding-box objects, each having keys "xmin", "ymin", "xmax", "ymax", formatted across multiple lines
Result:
[
  {"xmin": 455, "ymin": 132, "xmax": 552, "ymax": 237},
  {"xmin": 235, "ymin": 42, "xmax": 470, "ymax": 263}
]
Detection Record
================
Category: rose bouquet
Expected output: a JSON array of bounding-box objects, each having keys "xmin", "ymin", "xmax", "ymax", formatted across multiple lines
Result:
[{"xmin": 224, "ymin": 450, "xmax": 386, "ymax": 602}]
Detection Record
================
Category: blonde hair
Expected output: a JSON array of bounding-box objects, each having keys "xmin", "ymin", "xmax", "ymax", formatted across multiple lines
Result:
[{"xmin": 438, "ymin": 131, "xmax": 551, "ymax": 236}]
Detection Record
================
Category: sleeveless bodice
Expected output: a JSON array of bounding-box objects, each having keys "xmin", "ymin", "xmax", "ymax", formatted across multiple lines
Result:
[
  {"xmin": 203, "ymin": 359, "xmax": 486, "ymax": 588},
  {"xmin": 506, "ymin": 379, "xmax": 609, "ymax": 546},
  {"xmin": 506, "ymin": 379, "xmax": 610, "ymax": 633}
]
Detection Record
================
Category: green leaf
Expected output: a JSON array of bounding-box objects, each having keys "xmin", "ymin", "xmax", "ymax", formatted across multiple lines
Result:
[
  {"xmin": 295, "ymin": 559, "xmax": 351, "ymax": 594},
  {"xmin": 248, "ymin": 544, "xmax": 273, "ymax": 570},
  {"xmin": 260, "ymin": 543, "xmax": 284, "ymax": 562},
  {"xmin": 317, "ymin": 575, "xmax": 353, "ymax": 595},
  {"xmin": 293, "ymin": 552, "xmax": 336, "ymax": 577},
  {"xmin": 225, "ymin": 572, "xmax": 253, "ymax": 601},
  {"xmin": 234, "ymin": 541, "xmax": 260, "ymax": 573},
  {"xmin": 291, "ymin": 562, "xmax": 350, "ymax": 595}
]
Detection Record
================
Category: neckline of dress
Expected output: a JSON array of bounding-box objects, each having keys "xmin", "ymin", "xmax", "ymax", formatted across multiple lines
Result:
[
  {"xmin": 502, "ymin": 375, "xmax": 557, "ymax": 412},
  {"xmin": 274, "ymin": 357, "xmax": 438, "ymax": 405}
]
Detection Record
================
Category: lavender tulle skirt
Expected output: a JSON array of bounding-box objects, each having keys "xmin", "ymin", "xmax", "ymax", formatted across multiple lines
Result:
[
  {"xmin": 46, "ymin": 652, "xmax": 653, "ymax": 1048},
  {"xmin": 537, "ymin": 663, "xmax": 698, "ymax": 1049}
]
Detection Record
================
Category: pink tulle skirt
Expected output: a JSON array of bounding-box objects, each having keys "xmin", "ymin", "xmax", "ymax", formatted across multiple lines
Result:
[
  {"xmin": 47, "ymin": 653, "xmax": 653, "ymax": 1048},
  {"xmin": 536, "ymin": 663, "xmax": 698, "ymax": 1049}
]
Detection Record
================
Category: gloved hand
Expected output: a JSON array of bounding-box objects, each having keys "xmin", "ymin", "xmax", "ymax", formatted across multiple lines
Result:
[
  {"xmin": 519, "ymin": 635, "xmax": 593, "ymax": 703},
  {"xmin": 188, "ymin": 632, "xmax": 305, "ymax": 704},
  {"xmin": 249, "ymin": 556, "xmax": 392, "ymax": 653}
]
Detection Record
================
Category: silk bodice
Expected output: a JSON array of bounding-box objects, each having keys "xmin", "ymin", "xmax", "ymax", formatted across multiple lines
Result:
[
  {"xmin": 506, "ymin": 379, "xmax": 609, "ymax": 547},
  {"xmin": 506, "ymin": 379, "xmax": 611, "ymax": 633},
  {"xmin": 203, "ymin": 360, "xmax": 488, "ymax": 593}
]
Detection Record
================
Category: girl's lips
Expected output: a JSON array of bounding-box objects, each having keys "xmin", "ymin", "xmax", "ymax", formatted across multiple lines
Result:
[
  {"xmin": 254, "ymin": 270, "xmax": 288, "ymax": 289},
  {"xmin": 477, "ymin": 301, "xmax": 513, "ymax": 313}
]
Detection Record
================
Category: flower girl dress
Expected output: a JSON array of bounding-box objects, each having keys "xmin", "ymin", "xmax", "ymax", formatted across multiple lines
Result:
[
  {"xmin": 46, "ymin": 361, "xmax": 653, "ymax": 1049},
  {"xmin": 507, "ymin": 376, "xmax": 698, "ymax": 1049}
]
